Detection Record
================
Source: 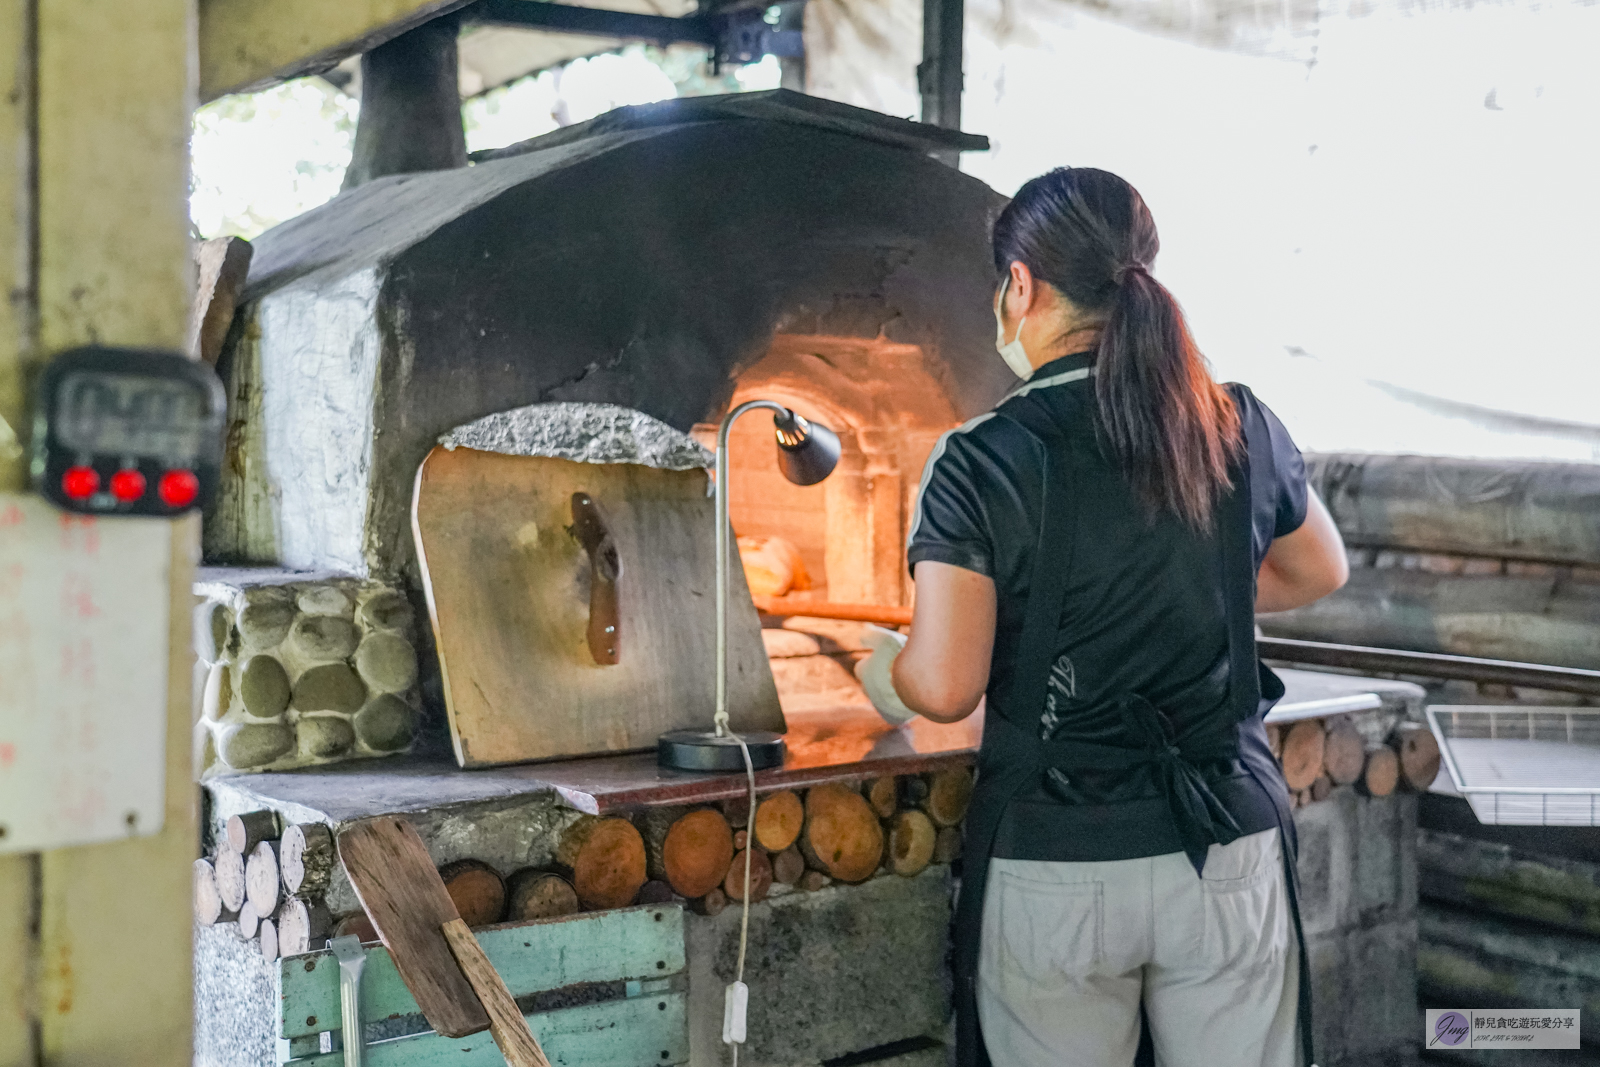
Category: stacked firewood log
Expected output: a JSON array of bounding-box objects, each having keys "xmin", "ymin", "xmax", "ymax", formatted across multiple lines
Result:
[
  {"xmin": 194, "ymin": 811, "xmax": 336, "ymax": 961},
  {"xmin": 1266, "ymin": 715, "xmax": 1440, "ymax": 808},
  {"xmin": 196, "ymin": 773, "xmax": 977, "ymax": 953},
  {"xmin": 585, "ymin": 769, "xmax": 974, "ymax": 918},
  {"xmin": 196, "ymin": 727, "xmax": 1434, "ymax": 956}
]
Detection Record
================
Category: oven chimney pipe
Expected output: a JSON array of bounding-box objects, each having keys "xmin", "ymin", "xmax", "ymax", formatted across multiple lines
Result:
[{"xmin": 343, "ymin": 14, "xmax": 468, "ymax": 190}]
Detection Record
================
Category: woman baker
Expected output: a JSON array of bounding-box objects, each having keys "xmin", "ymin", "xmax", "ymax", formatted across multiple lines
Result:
[{"xmin": 857, "ymin": 168, "xmax": 1348, "ymax": 1067}]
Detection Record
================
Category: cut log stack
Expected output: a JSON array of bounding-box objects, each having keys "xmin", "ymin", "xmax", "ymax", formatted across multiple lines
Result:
[
  {"xmin": 193, "ymin": 728, "xmax": 1430, "ymax": 951},
  {"xmin": 615, "ymin": 772, "xmax": 978, "ymax": 914},
  {"xmin": 1268, "ymin": 715, "xmax": 1441, "ymax": 809},
  {"xmin": 197, "ymin": 811, "xmax": 348, "ymax": 963}
]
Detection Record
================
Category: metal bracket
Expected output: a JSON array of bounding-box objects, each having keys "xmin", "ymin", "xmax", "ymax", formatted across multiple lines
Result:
[
  {"xmin": 715, "ymin": 5, "xmax": 804, "ymax": 66},
  {"xmin": 470, "ymin": 0, "xmax": 805, "ymax": 67}
]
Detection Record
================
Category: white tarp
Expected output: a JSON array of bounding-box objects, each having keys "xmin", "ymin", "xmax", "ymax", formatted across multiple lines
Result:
[{"xmin": 805, "ymin": 0, "xmax": 1600, "ymax": 463}]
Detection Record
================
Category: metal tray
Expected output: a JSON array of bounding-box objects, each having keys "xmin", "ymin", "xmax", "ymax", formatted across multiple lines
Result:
[{"xmin": 1427, "ymin": 705, "xmax": 1600, "ymax": 826}]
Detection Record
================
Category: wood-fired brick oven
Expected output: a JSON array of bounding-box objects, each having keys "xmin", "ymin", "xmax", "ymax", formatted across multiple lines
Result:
[
  {"xmin": 191, "ymin": 93, "xmax": 1429, "ymax": 1067},
  {"xmin": 206, "ymin": 91, "xmax": 1007, "ymax": 592}
]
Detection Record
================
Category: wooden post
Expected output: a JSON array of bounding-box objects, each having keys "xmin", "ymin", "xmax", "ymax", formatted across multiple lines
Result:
[
  {"xmin": 258, "ymin": 917, "xmax": 279, "ymax": 963},
  {"xmin": 235, "ymin": 900, "xmax": 261, "ymax": 940},
  {"xmin": 2, "ymin": 2, "xmax": 191, "ymax": 1060},
  {"xmin": 342, "ymin": 14, "xmax": 467, "ymax": 190},
  {"xmin": 691, "ymin": 887, "xmax": 728, "ymax": 916},
  {"xmin": 772, "ymin": 847, "xmax": 806, "ymax": 886}
]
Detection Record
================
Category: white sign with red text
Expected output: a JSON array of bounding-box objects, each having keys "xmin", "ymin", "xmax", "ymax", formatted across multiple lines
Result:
[{"xmin": 0, "ymin": 492, "xmax": 170, "ymax": 852}]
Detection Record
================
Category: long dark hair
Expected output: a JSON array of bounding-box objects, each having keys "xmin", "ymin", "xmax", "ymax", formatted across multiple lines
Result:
[{"xmin": 992, "ymin": 167, "xmax": 1241, "ymax": 529}]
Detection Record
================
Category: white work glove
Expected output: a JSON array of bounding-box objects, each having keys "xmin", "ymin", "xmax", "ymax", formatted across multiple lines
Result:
[{"xmin": 854, "ymin": 624, "xmax": 918, "ymax": 726}]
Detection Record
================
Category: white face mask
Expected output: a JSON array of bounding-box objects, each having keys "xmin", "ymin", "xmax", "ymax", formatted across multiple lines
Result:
[{"xmin": 993, "ymin": 275, "xmax": 1034, "ymax": 380}]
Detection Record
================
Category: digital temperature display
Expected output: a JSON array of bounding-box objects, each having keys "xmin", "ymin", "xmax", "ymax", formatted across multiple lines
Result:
[
  {"xmin": 55, "ymin": 371, "xmax": 209, "ymax": 460},
  {"xmin": 32, "ymin": 346, "xmax": 225, "ymax": 516}
]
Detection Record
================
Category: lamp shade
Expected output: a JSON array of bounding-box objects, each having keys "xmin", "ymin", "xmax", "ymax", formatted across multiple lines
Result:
[{"xmin": 772, "ymin": 409, "xmax": 840, "ymax": 486}]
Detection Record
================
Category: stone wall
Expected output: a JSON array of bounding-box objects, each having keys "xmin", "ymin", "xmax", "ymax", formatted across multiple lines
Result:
[
  {"xmin": 1295, "ymin": 790, "xmax": 1420, "ymax": 1066},
  {"xmin": 192, "ymin": 569, "xmax": 424, "ymax": 777}
]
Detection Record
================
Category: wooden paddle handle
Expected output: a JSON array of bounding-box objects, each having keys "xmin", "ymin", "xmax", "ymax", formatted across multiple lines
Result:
[
  {"xmin": 440, "ymin": 919, "xmax": 553, "ymax": 1067},
  {"xmin": 570, "ymin": 492, "xmax": 621, "ymax": 666}
]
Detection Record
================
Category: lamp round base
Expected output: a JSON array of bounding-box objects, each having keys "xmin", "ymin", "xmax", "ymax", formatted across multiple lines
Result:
[{"xmin": 657, "ymin": 730, "xmax": 786, "ymax": 772}]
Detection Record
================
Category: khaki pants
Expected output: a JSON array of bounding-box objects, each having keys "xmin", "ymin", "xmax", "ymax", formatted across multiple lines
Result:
[{"xmin": 978, "ymin": 828, "xmax": 1301, "ymax": 1067}]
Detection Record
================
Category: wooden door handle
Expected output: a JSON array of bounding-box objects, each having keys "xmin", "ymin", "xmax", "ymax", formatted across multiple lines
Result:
[{"xmin": 570, "ymin": 492, "xmax": 620, "ymax": 665}]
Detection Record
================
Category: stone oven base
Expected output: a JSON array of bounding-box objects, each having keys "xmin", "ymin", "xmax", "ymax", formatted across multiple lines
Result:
[
  {"xmin": 193, "ymin": 671, "xmax": 1428, "ymax": 1067},
  {"xmin": 686, "ymin": 871, "xmax": 952, "ymax": 1067}
]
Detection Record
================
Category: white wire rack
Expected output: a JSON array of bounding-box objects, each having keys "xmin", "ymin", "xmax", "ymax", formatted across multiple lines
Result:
[{"xmin": 1427, "ymin": 705, "xmax": 1600, "ymax": 826}]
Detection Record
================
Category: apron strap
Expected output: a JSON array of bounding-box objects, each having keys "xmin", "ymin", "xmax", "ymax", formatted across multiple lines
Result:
[
  {"xmin": 952, "ymin": 393, "xmax": 1081, "ymax": 1067},
  {"xmin": 1003, "ymin": 396, "xmax": 1082, "ymax": 739}
]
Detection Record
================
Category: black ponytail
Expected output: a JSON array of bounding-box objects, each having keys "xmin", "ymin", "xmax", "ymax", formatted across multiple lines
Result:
[{"xmin": 992, "ymin": 168, "xmax": 1240, "ymax": 529}]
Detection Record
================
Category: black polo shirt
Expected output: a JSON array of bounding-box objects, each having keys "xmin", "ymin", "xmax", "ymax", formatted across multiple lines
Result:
[{"xmin": 906, "ymin": 352, "xmax": 1309, "ymax": 861}]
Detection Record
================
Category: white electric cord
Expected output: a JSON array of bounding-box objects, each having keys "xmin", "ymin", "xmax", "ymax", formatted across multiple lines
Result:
[{"xmin": 726, "ymin": 730, "xmax": 757, "ymax": 1067}]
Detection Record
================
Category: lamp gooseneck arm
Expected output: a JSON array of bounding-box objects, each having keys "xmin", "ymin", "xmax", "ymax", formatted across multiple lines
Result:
[{"xmin": 714, "ymin": 400, "xmax": 789, "ymax": 737}]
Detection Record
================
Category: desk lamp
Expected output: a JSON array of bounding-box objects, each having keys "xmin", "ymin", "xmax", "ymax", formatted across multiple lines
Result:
[{"xmin": 657, "ymin": 401, "xmax": 840, "ymax": 771}]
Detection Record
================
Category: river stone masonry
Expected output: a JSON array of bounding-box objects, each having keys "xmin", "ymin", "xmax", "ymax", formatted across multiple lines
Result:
[{"xmin": 193, "ymin": 569, "xmax": 423, "ymax": 776}]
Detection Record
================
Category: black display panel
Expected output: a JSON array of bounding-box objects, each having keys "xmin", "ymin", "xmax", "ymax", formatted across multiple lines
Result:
[
  {"xmin": 31, "ymin": 346, "xmax": 225, "ymax": 516},
  {"xmin": 54, "ymin": 371, "xmax": 210, "ymax": 460}
]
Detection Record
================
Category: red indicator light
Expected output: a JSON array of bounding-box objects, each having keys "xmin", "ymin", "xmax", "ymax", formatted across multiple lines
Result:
[
  {"xmin": 61, "ymin": 466, "xmax": 99, "ymax": 500},
  {"xmin": 158, "ymin": 469, "xmax": 199, "ymax": 508},
  {"xmin": 110, "ymin": 468, "xmax": 147, "ymax": 502}
]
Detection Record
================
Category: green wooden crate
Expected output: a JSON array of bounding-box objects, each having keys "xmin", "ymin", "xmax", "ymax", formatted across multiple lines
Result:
[
  {"xmin": 286, "ymin": 992, "xmax": 688, "ymax": 1067},
  {"xmin": 277, "ymin": 905, "xmax": 688, "ymax": 1065}
]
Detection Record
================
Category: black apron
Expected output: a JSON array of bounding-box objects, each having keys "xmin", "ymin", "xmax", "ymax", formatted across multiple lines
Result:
[{"xmin": 949, "ymin": 387, "xmax": 1315, "ymax": 1067}]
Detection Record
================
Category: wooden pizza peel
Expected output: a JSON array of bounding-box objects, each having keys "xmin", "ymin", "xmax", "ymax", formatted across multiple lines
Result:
[{"xmin": 412, "ymin": 444, "xmax": 784, "ymax": 767}]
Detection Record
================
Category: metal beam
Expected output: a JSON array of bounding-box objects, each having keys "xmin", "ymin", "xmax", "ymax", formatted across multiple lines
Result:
[
  {"xmin": 471, "ymin": 0, "xmax": 717, "ymax": 47},
  {"xmin": 1259, "ymin": 637, "xmax": 1600, "ymax": 698},
  {"xmin": 917, "ymin": 0, "xmax": 963, "ymax": 139}
]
